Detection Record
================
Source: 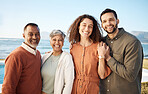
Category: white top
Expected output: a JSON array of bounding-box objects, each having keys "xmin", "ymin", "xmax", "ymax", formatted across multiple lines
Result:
[
  {"xmin": 41, "ymin": 54, "xmax": 61, "ymax": 94},
  {"xmin": 41, "ymin": 51, "xmax": 74, "ymax": 94}
]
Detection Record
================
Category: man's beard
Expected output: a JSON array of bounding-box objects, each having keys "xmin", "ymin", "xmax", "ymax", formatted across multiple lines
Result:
[
  {"xmin": 105, "ymin": 24, "xmax": 118, "ymax": 34},
  {"xmin": 26, "ymin": 41, "xmax": 39, "ymax": 49}
]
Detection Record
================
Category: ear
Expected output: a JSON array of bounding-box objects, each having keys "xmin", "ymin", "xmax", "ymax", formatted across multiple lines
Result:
[
  {"xmin": 117, "ymin": 19, "xmax": 119, "ymax": 25},
  {"xmin": 101, "ymin": 23, "xmax": 103, "ymax": 28},
  {"xmin": 23, "ymin": 33, "xmax": 25, "ymax": 38}
]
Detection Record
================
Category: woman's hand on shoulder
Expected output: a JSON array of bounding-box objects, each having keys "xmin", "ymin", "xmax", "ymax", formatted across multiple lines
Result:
[
  {"xmin": 69, "ymin": 43, "xmax": 74, "ymax": 50},
  {"xmin": 45, "ymin": 51, "xmax": 51, "ymax": 54}
]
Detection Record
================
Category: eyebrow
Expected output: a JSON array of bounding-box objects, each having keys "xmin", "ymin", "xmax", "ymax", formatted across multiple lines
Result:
[{"xmin": 81, "ymin": 22, "xmax": 93, "ymax": 26}]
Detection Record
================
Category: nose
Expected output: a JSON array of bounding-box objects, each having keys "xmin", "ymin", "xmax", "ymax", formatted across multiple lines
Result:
[
  {"xmin": 106, "ymin": 20, "xmax": 111, "ymax": 25},
  {"xmin": 85, "ymin": 26, "xmax": 89, "ymax": 31},
  {"xmin": 55, "ymin": 40, "xmax": 59, "ymax": 44},
  {"xmin": 32, "ymin": 34, "xmax": 38, "ymax": 39}
]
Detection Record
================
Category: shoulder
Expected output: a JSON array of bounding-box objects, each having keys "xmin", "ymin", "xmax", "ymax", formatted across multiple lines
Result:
[
  {"xmin": 8, "ymin": 46, "xmax": 26, "ymax": 58},
  {"xmin": 60, "ymin": 51, "xmax": 74, "ymax": 66},
  {"xmin": 5, "ymin": 46, "xmax": 26, "ymax": 64},
  {"xmin": 120, "ymin": 29, "xmax": 141, "ymax": 45},
  {"xmin": 42, "ymin": 52, "xmax": 52, "ymax": 62},
  {"xmin": 91, "ymin": 42, "xmax": 99, "ymax": 49},
  {"xmin": 36, "ymin": 50, "xmax": 41, "ymax": 54},
  {"xmin": 61, "ymin": 51, "xmax": 72, "ymax": 58},
  {"xmin": 72, "ymin": 43, "xmax": 80, "ymax": 48},
  {"xmin": 70, "ymin": 43, "xmax": 81, "ymax": 52},
  {"xmin": 122, "ymin": 29, "xmax": 139, "ymax": 42}
]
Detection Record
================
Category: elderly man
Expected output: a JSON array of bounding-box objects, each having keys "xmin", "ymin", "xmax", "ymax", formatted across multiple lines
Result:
[{"xmin": 2, "ymin": 23, "xmax": 42, "ymax": 94}]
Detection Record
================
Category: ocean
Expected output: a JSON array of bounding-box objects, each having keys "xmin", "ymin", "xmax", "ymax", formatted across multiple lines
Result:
[{"xmin": 0, "ymin": 38, "xmax": 148, "ymax": 84}]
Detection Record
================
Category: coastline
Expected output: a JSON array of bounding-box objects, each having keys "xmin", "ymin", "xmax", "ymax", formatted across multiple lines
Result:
[{"xmin": 0, "ymin": 60, "xmax": 4, "ymax": 65}]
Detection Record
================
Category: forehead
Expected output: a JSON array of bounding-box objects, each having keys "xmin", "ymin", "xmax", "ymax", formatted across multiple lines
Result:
[
  {"xmin": 101, "ymin": 13, "xmax": 116, "ymax": 20},
  {"xmin": 81, "ymin": 18, "xmax": 93, "ymax": 25},
  {"xmin": 51, "ymin": 34, "xmax": 63, "ymax": 39},
  {"xmin": 25, "ymin": 26, "xmax": 39, "ymax": 33}
]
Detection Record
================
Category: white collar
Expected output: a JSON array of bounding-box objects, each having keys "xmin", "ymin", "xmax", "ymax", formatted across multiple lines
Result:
[{"xmin": 21, "ymin": 42, "xmax": 37, "ymax": 55}]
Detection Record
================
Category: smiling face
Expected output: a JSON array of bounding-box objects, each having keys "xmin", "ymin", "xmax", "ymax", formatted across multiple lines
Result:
[
  {"xmin": 23, "ymin": 25, "xmax": 40, "ymax": 49},
  {"xmin": 50, "ymin": 34, "xmax": 64, "ymax": 53},
  {"xmin": 101, "ymin": 12, "xmax": 119, "ymax": 34},
  {"xmin": 79, "ymin": 18, "xmax": 93, "ymax": 38}
]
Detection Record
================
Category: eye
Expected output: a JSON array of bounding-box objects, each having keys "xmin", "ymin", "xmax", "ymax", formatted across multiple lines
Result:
[
  {"xmin": 35, "ymin": 33, "xmax": 40, "ymax": 36},
  {"xmin": 28, "ymin": 33, "xmax": 33, "ymax": 36},
  {"xmin": 52, "ymin": 39, "xmax": 56, "ymax": 41},
  {"xmin": 88, "ymin": 25, "xmax": 93, "ymax": 29},
  {"xmin": 102, "ymin": 20, "xmax": 106, "ymax": 23},
  {"xmin": 58, "ymin": 39, "xmax": 63, "ymax": 41},
  {"xmin": 82, "ymin": 24, "xmax": 86, "ymax": 27}
]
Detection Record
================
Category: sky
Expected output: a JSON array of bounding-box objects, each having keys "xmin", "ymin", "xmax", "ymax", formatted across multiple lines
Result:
[{"xmin": 0, "ymin": 0, "xmax": 148, "ymax": 38}]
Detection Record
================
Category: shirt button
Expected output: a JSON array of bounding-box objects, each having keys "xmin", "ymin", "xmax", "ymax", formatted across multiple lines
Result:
[
  {"xmin": 111, "ymin": 41, "xmax": 113, "ymax": 43},
  {"xmin": 107, "ymin": 89, "xmax": 109, "ymax": 91},
  {"xmin": 80, "ymin": 85, "xmax": 82, "ymax": 88},
  {"xmin": 108, "ymin": 80, "xmax": 110, "ymax": 82}
]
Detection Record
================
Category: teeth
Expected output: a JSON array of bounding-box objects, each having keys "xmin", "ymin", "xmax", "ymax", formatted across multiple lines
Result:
[
  {"xmin": 55, "ymin": 45, "xmax": 60, "ymax": 47},
  {"xmin": 107, "ymin": 26, "xmax": 113, "ymax": 29},
  {"xmin": 32, "ymin": 40, "xmax": 37, "ymax": 42},
  {"xmin": 83, "ymin": 31, "xmax": 89, "ymax": 35}
]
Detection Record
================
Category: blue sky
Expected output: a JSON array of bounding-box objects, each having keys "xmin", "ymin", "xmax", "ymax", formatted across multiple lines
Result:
[{"xmin": 0, "ymin": 0, "xmax": 148, "ymax": 38}]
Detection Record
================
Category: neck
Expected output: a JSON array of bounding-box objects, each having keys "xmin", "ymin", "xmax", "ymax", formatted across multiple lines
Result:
[
  {"xmin": 108, "ymin": 28, "xmax": 119, "ymax": 39},
  {"xmin": 52, "ymin": 50, "xmax": 62, "ymax": 56},
  {"xmin": 24, "ymin": 42, "xmax": 36, "ymax": 50},
  {"xmin": 80, "ymin": 37, "xmax": 92, "ymax": 47}
]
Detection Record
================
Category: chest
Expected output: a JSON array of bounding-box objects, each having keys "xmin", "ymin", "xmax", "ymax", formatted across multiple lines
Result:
[{"xmin": 106, "ymin": 38, "xmax": 127, "ymax": 64}]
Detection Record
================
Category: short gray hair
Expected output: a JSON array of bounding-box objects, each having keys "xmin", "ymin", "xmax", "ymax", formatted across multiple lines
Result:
[{"xmin": 49, "ymin": 29, "xmax": 66, "ymax": 39}]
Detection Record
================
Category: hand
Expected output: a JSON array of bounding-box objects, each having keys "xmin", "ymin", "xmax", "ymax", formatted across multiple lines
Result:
[
  {"xmin": 45, "ymin": 51, "xmax": 51, "ymax": 54},
  {"xmin": 69, "ymin": 43, "xmax": 73, "ymax": 50},
  {"xmin": 105, "ymin": 47, "xmax": 111, "ymax": 61},
  {"xmin": 97, "ymin": 41, "xmax": 107, "ymax": 56}
]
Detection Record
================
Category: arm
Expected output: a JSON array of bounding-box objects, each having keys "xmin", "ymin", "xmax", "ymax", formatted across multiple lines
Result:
[
  {"xmin": 2, "ymin": 55, "xmax": 22, "ymax": 94},
  {"xmin": 106, "ymin": 40, "xmax": 143, "ymax": 82},
  {"xmin": 97, "ymin": 42, "xmax": 111, "ymax": 79},
  {"xmin": 62, "ymin": 54, "xmax": 74, "ymax": 94},
  {"xmin": 98, "ymin": 58, "xmax": 107, "ymax": 79}
]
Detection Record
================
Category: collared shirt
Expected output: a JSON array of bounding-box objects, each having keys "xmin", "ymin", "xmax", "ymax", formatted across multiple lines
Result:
[
  {"xmin": 21, "ymin": 42, "xmax": 37, "ymax": 55},
  {"xmin": 100, "ymin": 28, "xmax": 143, "ymax": 94}
]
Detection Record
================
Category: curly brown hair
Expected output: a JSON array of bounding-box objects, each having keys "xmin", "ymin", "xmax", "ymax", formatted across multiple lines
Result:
[{"xmin": 67, "ymin": 14, "xmax": 102, "ymax": 44}]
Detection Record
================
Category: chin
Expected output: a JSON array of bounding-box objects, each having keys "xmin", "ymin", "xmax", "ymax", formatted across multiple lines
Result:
[
  {"xmin": 30, "ymin": 44, "xmax": 38, "ymax": 48},
  {"xmin": 54, "ymin": 49, "xmax": 62, "ymax": 52}
]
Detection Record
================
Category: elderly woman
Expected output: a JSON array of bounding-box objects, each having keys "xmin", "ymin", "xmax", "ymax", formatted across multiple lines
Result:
[{"xmin": 41, "ymin": 30, "xmax": 74, "ymax": 94}]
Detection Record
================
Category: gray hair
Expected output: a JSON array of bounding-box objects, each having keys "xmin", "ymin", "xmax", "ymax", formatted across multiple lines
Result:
[{"xmin": 49, "ymin": 29, "xmax": 66, "ymax": 39}]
